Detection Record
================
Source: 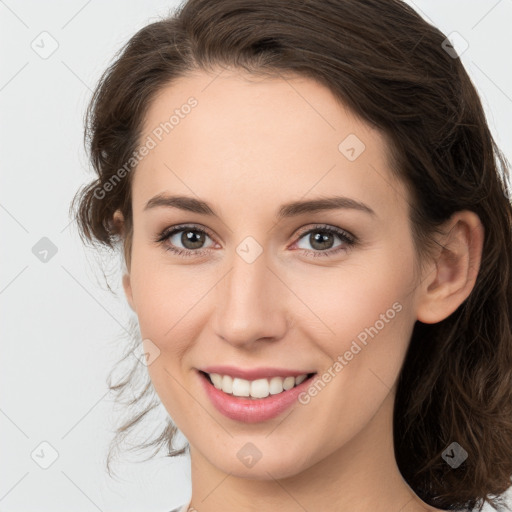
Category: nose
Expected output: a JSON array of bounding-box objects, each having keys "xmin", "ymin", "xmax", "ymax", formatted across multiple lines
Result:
[{"xmin": 212, "ymin": 245, "xmax": 289, "ymax": 349}]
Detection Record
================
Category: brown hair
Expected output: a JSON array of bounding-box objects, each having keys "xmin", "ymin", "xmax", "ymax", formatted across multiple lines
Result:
[{"xmin": 70, "ymin": 0, "xmax": 512, "ymax": 509}]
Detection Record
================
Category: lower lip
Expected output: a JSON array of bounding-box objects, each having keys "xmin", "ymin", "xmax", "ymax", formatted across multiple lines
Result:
[{"xmin": 198, "ymin": 371, "xmax": 315, "ymax": 423}]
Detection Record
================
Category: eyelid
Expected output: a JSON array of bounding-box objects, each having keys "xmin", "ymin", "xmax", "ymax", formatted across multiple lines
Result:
[
  {"xmin": 292, "ymin": 223, "xmax": 356, "ymax": 245},
  {"xmin": 157, "ymin": 223, "xmax": 218, "ymax": 244}
]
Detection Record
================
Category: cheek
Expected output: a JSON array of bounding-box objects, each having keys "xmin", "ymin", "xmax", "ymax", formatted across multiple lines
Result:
[
  {"xmin": 294, "ymin": 266, "xmax": 415, "ymax": 445},
  {"xmin": 293, "ymin": 259, "xmax": 414, "ymax": 353},
  {"xmin": 129, "ymin": 247, "xmax": 218, "ymax": 363}
]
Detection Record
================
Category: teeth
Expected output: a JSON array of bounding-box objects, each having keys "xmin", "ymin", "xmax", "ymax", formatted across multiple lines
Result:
[
  {"xmin": 209, "ymin": 373, "xmax": 223, "ymax": 389},
  {"xmin": 207, "ymin": 373, "xmax": 310, "ymax": 398},
  {"xmin": 269, "ymin": 376, "xmax": 284, "ymax": 395},
  {"xmin": 295, "ymin": 374, "xmax": 307, "ymax": 385},
  {"xmin": 232, "ymin": 377, "xmax": 250, "ymax": 397},
  {"xmin": 283, "ymin": 376, "xmax": 295, "ymax": 390},
  {"xmin": 250, "ymin": 378, "xmax": 270, "ymax": 398},
  {"xmin": 221, "ymin": 374, "xmax": 233, "ymax": 394}
]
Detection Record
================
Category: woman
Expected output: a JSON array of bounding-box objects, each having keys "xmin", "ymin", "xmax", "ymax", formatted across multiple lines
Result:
[{"xmin": 71, "ymin": 0, "xmax": 512, "ymax": 510}]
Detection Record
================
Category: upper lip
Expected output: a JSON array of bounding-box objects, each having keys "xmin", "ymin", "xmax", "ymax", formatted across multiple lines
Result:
[{"xmin": 200, "ymin": 365, "xmax": 315, "ymax": 380}]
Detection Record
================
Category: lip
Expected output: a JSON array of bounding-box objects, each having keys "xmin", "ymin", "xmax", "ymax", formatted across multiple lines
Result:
[
  {"xmin": 198, "ymin": 370, "xmax": 316, "ymax": 423},
  {"xmin": 200, "ymin": 365, "xmax": 313, "ymax": 380}
]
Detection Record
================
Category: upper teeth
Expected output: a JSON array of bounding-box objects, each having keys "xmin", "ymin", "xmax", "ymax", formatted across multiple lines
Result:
[{"xmin": 208, "ymin": 373, "xmax": 309, "ymax": 398}]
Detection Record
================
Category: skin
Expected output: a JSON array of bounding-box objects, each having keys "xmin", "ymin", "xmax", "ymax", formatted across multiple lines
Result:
[{"xmin": 113, "ymin": 68, "xmax": 484, "ymax": 512}]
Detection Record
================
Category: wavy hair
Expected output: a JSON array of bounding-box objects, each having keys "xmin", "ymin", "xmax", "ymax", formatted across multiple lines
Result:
[{"xmin": 70, "ymin": 0, "xmax": 512, "ymax": 509}]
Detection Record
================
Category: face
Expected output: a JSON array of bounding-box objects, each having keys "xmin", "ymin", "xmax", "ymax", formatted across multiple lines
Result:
[{"xmin": 121, "ymin": 69, "xmax": 424, "ymax": 479}]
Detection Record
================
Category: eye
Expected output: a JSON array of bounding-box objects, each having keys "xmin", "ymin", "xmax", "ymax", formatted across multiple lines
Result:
[
  {"xmin": 292, "ymin": 224, "xmax": 356, "ymax": 257},
  {"xmin": 155, "ymin": 224, "xmax": 216, "ymax": 256},
  {"xmin": 155, "ymin": 223, "xmax": 357, "ymax": 258}
]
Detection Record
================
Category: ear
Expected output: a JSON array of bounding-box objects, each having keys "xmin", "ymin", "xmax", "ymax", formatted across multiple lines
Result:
[
  {"xmin": 112, "ymin": 209, "xmax": 125, "ymax": 236},
  {"xmin": 416, "ymin": 210, "xmax": 484, "ymax": 324},
  {"xmin": 113, "ymin": 209, "xmax": 136, "ymax": 313}
]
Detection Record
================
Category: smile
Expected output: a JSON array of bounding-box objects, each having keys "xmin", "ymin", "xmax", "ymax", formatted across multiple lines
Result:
[{"xmin": 198, "ymin": 369, "xmax": 317, "ymax": 423}]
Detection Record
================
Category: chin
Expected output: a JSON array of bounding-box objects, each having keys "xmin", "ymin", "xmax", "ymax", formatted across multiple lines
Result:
[{"xmin": 202, "ymin": 442, "xmax": 314, "ymax": 481}]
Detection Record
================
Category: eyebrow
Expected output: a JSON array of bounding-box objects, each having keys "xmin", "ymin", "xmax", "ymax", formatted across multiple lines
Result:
[{"xmin": 144, "ymin": 193, "xmax": 376, "ymax": 219}]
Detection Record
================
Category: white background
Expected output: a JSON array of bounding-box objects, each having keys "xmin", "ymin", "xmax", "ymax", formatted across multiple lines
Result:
[{"xmin": 1, "ymin": 1, "xmax": 511, "ymax": 511}]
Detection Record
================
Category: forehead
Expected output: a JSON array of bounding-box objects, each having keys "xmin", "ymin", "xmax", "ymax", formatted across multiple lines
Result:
[{"xmin": 132, "ymin": 69, "xmax": 408, "ymax": 220}]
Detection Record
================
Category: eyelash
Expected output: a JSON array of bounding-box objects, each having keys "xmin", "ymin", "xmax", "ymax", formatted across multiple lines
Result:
[{"xmin": 154, "ymin": 223, "xmax": 357, "ymax": 259}]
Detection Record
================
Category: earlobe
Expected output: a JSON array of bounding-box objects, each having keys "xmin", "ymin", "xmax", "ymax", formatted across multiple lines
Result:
[
  {"xmin": 122, "ymin": 273, "xmax": 136, "ymax": 312},
  {"xmin": 416, "ymin": 211, "xmax": 484, "ymax": 324},
  {"xmin": 112, "ymin": 209, "xmax": 125, "ymax": 236}
]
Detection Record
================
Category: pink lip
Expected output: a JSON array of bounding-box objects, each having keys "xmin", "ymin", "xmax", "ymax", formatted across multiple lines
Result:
[
  {"xmin": 198, "ymin": 370, "xmax": 316, "ymax": 423},
  {"xmin": 200, "ymin": 365, "xmax": 312, "ymax": 380}
]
